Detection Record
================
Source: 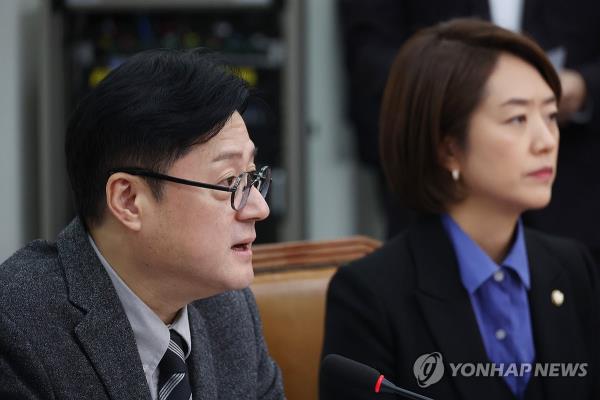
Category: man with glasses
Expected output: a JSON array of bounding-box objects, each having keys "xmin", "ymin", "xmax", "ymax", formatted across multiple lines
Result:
[{"xmin": 0, "ymin": 48, "xmax": 285, "ymax": 400}]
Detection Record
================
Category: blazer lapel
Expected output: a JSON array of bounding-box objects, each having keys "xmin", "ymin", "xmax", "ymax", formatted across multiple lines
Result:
[
  {"xmin": 525, "ymin": 232, "xmax": 589, "ymax": 400},
  {"xmin": 411, "ymin": 217, "xmax": 513, "ymax": 400},
  {"xmin": 187, "ymin": 305, "xmax": 218, "ymax": 400},
  {"xmin": 57, "ymin": 219, "xmax": 151, "ymax": 400}
]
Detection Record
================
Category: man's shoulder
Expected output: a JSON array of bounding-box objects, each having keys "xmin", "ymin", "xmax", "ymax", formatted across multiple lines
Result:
[
  {"xmin": 189, "ymin": 288, "xmax": 262, "ymax": 339},
  {"xmin": 0, "ymin": 239, "xmax": 66, "ymax": 315},
  {"xmin": 1, "ymin": 239, "xmax": 62, "ymax": 286},
  {"xmin": 188, "ymin": 288, "xmax": 261, "ymax": 358},
  {"xmin": 189, "ymin": 288, "xmax": 254, "ymax": 319}
]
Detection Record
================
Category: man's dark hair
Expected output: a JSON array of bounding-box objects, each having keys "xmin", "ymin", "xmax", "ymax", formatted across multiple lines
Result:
[
  {"xmin": 379, "ymin": 18, "xmax": 561, "ymax": 213},
  {"xmin": 65, "ymin": 48, "xmax": 249, "ymax": 227}
]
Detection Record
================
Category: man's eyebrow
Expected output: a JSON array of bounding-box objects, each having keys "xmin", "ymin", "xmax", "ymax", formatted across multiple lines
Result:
[
  {"xmin": 500, "ymin": 96, "xmax": 557, "ymax": 107},
  {"xmin": 212, "ymin": 146, "xmax": 258, "ymax": 163}
]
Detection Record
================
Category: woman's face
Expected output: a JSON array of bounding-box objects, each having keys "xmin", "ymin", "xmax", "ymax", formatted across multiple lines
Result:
[{"xmin": 449, "ymin": 52, "xmax": 559, "ymax": 214}]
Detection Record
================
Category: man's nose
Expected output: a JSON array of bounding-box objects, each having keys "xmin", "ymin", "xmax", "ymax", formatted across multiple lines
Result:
[{"xmin": 237, "ymin": 186, "xmax": 270, "ymax": 221}]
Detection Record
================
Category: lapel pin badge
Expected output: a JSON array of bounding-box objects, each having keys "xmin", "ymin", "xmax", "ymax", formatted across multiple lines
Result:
[{"xmin": 551, "ymin": 289, "xmax": 564, "ymax": 307}]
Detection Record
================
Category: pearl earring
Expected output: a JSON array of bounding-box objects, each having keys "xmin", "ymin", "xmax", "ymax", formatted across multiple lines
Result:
[{"xmin": 452, "ymin": 169, "xmax": 460, "ymax": 181}]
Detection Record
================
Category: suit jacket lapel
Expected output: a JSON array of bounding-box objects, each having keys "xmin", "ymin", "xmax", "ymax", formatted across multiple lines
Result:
[
  {"xmin": 412, "ymin": 216, "xmax": 513, "ymax": 400},
  {"xmin": 525, "ymin": 231, "xmax": 589, "ymax": 400},
  {"xmin": 57, "ymin": 219, "xmax": 151, "ymax": 400},
  {"xmin": 187, "ymin": 305, "xmax": 218, "ymax": 400}
]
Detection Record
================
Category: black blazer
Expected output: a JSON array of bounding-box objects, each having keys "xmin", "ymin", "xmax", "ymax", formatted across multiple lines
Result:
[{"xmin": 320, "ymin": 216, "xmax": 600, "ymax": 400}]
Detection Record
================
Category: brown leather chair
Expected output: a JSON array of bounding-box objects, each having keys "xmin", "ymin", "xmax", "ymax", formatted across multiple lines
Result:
[{"xmin": 251, "ymin": 236, "xmax": 381, "ymax": 400}]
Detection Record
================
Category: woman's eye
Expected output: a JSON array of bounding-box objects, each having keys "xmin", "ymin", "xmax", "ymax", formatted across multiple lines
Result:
[
  {"xmin": 547, "ymin": 112, "xmax": 559, "ymax": 122},
  {"xmin": 508, "ymin": 115, "xmax": 527, "ymax": 125}
]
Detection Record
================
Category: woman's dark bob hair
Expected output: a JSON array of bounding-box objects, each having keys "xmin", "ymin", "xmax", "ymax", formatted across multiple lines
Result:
[{"xmin": 379, "ymin": 18, "xmax": 561, "ymax": 213}]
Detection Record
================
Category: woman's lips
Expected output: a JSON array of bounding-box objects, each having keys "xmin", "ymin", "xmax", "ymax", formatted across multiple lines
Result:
[{"xmin": 527, "ymin": 167, "xmax": 554, "ymax": 181}]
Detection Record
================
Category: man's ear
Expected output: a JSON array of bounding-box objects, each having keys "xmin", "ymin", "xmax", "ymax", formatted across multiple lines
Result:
[
  {"xmin": 437, "ymin": 136, "xmax": 462, "ymax": 174},
  {"xmin": 105, "ymin": 173, "xmax": 145, "ymax": 231}
]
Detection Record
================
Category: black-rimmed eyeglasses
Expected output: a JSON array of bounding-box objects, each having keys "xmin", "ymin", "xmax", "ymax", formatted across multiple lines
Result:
[{"xmin": 108, "ymin": 165, "xmax": 271, "ymax": 211}]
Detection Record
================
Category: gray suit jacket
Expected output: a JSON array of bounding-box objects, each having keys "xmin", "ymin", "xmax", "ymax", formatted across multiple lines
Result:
[{"xmin": 0, "ymin": 218, "xmax": 285, "ymax": 400}]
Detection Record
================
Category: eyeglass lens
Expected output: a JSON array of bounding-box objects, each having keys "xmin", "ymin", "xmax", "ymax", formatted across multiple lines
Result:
[
  {"xmin": 232, "ymin": 168, "xmax": 271, "ymax": 210},
  {"xmin": 253, "ymin": 168, "xmax": 271, "ymax": 198}
]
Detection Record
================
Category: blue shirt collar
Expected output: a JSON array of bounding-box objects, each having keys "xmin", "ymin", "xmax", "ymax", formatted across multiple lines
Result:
[{"xmin": 441, "ymin": 214, "xmax": 530, "ymax": 293}]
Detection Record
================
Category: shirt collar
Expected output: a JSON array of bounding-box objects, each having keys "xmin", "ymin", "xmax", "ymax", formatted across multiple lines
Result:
[
  {"xmin": 88, "ymin": 235, "xmax": 192, "ymax": 378},
  {"xmin": 441, "ymin": 214, "xmax": 530, "ymax": 293}
]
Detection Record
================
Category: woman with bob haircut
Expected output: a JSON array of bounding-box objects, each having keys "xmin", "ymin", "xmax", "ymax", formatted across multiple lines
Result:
[{"xmin": 321, "ymin": 19, "xmax": 600, "ymax": 400}]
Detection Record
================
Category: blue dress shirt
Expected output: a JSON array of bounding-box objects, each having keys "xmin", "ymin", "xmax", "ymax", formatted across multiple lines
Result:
[{"xmin": 441, "ymin": 214, "xmax": 535, "ymax": 399}]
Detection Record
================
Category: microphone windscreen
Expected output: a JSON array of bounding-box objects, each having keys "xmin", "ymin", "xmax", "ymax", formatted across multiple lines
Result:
[{"xmin": 320, "ymin": 354, "xmax": 382, "ymax": 392}]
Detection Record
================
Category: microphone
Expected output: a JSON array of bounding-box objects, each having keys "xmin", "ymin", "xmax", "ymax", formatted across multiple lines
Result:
[{"xmin": 320, "ymin": 354, "xmax": 435, "ymax": 400}]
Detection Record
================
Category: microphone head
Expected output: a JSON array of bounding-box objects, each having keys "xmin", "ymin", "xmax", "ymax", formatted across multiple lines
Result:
[{"xmin": 320, "ymin": 354, "xmax": 383, "ymax": 393}]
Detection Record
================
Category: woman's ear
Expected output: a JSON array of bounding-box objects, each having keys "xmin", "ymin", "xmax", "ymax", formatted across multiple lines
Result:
[
  {"xmin": 438, "ymin": 136, "xmax": 462, "ymax": 174},
  {"xmin": 105, "ymin": 173, "xmax": 144, "ymax": 231}
]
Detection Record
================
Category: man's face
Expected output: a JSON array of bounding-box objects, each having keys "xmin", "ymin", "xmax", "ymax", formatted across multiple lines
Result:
[{"xmin": 139, "ymin": 111, "xmax": 269, "ymax": 301}]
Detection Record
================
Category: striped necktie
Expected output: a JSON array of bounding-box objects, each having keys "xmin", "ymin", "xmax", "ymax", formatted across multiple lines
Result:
[{"xmin": 158, "ymin": 329, "xmax": 192, "ymax": 400}]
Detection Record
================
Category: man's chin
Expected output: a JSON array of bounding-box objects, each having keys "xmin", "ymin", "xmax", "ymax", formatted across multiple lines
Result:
[{"xmin": 225, "ymin": 262, "xmax": 255, "ymax": 290}]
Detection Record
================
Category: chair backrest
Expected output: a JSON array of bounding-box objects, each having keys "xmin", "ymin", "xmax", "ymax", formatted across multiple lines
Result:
[{"xmin": 251, "ymin": 236, "xmax": 381, "ymax": 400}]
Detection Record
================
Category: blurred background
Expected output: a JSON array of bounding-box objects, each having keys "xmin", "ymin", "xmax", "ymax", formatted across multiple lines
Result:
[{"xmin": 0, "ymin": 0, "xmax": 386, "ymax": 261}]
